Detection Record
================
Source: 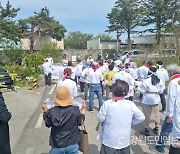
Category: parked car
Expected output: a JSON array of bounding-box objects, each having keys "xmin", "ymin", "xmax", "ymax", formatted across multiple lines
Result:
[
  {"xmin": 120, "ymin": 50, "xmax": 146, "ymax": 61},
  {"xmin": 0, "ymin": 67, "xmax": 14, "ymax": 90}
]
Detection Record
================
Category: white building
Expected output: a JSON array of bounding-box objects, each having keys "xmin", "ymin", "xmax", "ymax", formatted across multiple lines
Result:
[
  {"xmin": 87, "ymin": 38, "xmax": 120, "ymax": 50},
  {"xmin": 131, "ymin": 34, "xmax": 178, "ymax": 49}
]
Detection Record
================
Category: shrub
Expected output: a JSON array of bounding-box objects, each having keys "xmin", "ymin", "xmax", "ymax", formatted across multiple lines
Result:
[
  {"xmin": 24, "ymin": 53, "xmax": 45, "ymax": 69},
  {"xmin": 4, "ymin": 46, "xmax": 23, "ymax": 64},
  {"xmin": 40, "ymin": 42, "xmax": 62, "ymax": 63},
  {"xmin": 134, "ymin": 56, "xmax": 180, "ymax": 67}
]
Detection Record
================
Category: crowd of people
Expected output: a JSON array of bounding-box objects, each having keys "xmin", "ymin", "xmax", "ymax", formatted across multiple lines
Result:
[
  {"xmin": 0, "ymin": 52, "xmax": 179, "ymax": 154},
  {"xmin": 35, "ymin": 54, "xmax": 180, "ymax": 154}
]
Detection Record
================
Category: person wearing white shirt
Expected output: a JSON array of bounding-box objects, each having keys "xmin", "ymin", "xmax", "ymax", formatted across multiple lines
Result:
[
  {"xmin": 156, "ymin": 60, "xmax": 169, "ymax": 113},
  {"xmin": 97, "ymin": 60, "xmax": 107, "ymax": 74},
  {"xmin": 51, "ymin": 65, "xmax": 64, "ymax": 80},
  {"xmin": 129, "ymin": 61, "xmax": 138, "ymax": 80},
  {"xmin": 169, "ymin": 76, "xmax": 180, "ymax": 154},
  {"xmin": 114, "ymin": 59, "xmax": 122, "ymax": 67},
  {"xmin": 137, "ymin": 61, "xmax": 149, "ymax": 98},
  {"xmin": 42, "ymin": 59, "xmax": 52, "ymax": 86},
  {"xmin": 57, "ymin": 68, "xmax": 77, "ymax": 99},
  {"xmin": 67, "ymin": 61, "xmax": 76, "ymax": 81},
  {"xmin": 78, "ymin": 63, "xmax": 85, "ymax": 93},
  {"xmin": 112, "ymin": 63, "xmax": 135, "ymax": 100},
  {"xmin": 150, "ymin": 64, "xmax": 180, "ymax": 153},
  {"xmin": 81, "ymin": 64, "xmax": 92, "ymax": 100},
  {"xmin": 98, "ymin": 79, "xmax": 145, "ymax": 153},
  {"xmin": 87, "ymin": 55, "xmax": 94, "ymax": 63},
  {"xmin": 75, "ymin": 61, "xmax": 83, "ymax": 80},
  {"xmin": 46, "ymin": 54, "xmax": 54, "ymax": 65},
  {"xmin": 88, "ymin": 64, "xmax": 103, "ymax": 112},
  {"xmin": 136, "ymin": 66, "xmax": 164, "ymax": 136},
  {"xmin": 97, "ymin": 60, "xmax": 107, "ymax": 96},
  {"xmin": 137, "ymin": 61, "xmax": 149, "ymax": 81}
]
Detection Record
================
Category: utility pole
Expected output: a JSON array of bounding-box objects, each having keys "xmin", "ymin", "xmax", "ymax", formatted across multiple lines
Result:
[
  {"xmin": 30, "ymin": 23, "xmax": 35, "ymax": 52},
  {"xmin": 116, "ymin": 30, "xmax": 121, "ymax": 53}
]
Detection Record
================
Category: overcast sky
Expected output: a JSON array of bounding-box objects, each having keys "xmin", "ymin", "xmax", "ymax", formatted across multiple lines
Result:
[{"xmin": 2, "ymin": 0, "xmax": 132, "ymax": 42}]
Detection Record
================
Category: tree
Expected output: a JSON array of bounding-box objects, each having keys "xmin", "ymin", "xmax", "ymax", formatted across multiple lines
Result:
[
  {"xmin": 64, "ymin": 31, "xmax": 93, "ymax": 49},
  {"xmin": 0, "ymin": 1, "xmax": 21, "ymax": 45},
  {"xmin": 107, "ymin": 0, "xmax": 143, "ymax": 50},
  {"xmin": 19, "ymin": 7, "xmax": 66, "ymax": 51},
  {"xmin": 4, "ymin": 46, "xmax": 23, "ymax": 63},
  {"xmin": 164, "ymin": 0, "xmax": 180, "ymax": 58},
  {"xmin": 95, "ymin": 33, "xmax": 113, "ymax": 40},
  {"xmin": 40, "ymin": 42, "xmax": 62, "ymax": 63},
  {"xmin": 140, "ymin": 0, "xmax": 177, "ymax": 45}
]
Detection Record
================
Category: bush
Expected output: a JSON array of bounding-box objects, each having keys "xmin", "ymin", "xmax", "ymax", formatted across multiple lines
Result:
[
  {"xmin": 134, "ymin": 56, "xmax": 180, "ymax": 67},
  {"xmin": 84, "ymin": 55, "xmax": 89, "ymax": 61},
  {"xmin": 40, "ymin": 43, "xmax": 62, "ymax": 63},
  {"xmin": 24, "ymin": 53, "xmax": 45, "ymax": 69},
  {"xmin": 4, "ymin": 46, "xmax": 23, "ymax": 64}
]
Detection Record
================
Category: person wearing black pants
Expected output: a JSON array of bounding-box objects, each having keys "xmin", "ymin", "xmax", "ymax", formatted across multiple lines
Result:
[
  {"xmin": 42, "ymin": 59, "xmax": 52, "ymax": 86},
  {"xmin": 45, "ymin": 73, "xmax": 52, "ymax": 86},
  {"xmin": 169, "ymin": 144, "xmax": 180, "ymax": 154},
  {"xmin": 0, "ymin": 92, "xmax": 12, "ymax": 154},
  {"xmin": 159, "ymin": 91, "xmax": 166, "ymax": 112}
]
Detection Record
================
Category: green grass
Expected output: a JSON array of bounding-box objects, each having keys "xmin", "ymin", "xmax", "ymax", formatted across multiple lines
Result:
[{"xmin": 134, "ymin": 56, "xmax": 180, "ymax": 67}]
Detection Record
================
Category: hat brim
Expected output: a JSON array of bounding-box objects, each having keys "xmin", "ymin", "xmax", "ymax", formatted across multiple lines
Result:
[{"xmin": 54, "ymin": 96, "xmax": 72, "ymax": 107}]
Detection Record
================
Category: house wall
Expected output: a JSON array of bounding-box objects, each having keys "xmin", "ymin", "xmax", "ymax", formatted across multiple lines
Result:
[
  {"xmin": 62, "ymin": 49, "xmax": 101, "ymax": 61},
  {"xmin": 132, "ymin": 35, "xmax": 157, "ymax": 45},
  {"xmin": 87, "ymin": 38, "xmax": 100, "ymax": 49},
  {"xmin": 21, "ymin": 35, "xmax": 64, "ymax": 50},
  {"xmin": 100, "ymin": 42, "xmax": 117, "ymax": 50}
]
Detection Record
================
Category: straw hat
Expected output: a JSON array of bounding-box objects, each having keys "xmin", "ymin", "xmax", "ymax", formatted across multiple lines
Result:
[{"xmin": 54, "ymin": 86, "xmax": 72, "ymax": 106}]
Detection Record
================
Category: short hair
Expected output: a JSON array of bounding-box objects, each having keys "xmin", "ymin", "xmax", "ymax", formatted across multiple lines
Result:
[
  {"xmin": 99, "ymin": 60, "xmax": 103, "ymax": 65},
  {"xmin": 147, "ymin": 61, "xmax": 153, "ymax": 66},
  {"xmin": 125, "ymin": 63, "xmax": 130, "ymax": 69},
  {"xmin": 64, "ymin": 68, "xmax": 72, "ymax": 76},
  {"xmin": 156, "ymin": 60, "xmax": 163, "ymax": 65},
  {"xmin": 112, "ymin": 79, "xmax": 129, "ymax": 97},
  {"xmin": 119, "ymin": 63, "xmax": 125, "ymax": 69},
  {"xmin": 108, "ymin": 64, "xmax": 114, "ymax": 70},
  {"xmin": 68, "ymin": 61, "xmax": 72, "ymax": 66},
  {"xmin": 166, "ymin": 64, "xmax": 180, "ymax": 77}
]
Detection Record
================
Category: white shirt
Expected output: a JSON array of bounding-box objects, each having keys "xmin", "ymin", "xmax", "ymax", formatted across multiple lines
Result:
[
  {"xmin": 87, "ymin": 58, "xmax": 94, "ymax": 63},
  {"xmin": 103, "ymin": 63, "xmax": 109, "ymax": 73},
  {"xmin": 62, "ymin": 59, "xmax": 68, "ymax": 66},
  {"xmin": 42, "ymin": 62, "xmax": 52, "ymax": 76},
  {"xmin": 57, "ymin": 79, "xmax": 77, "ymax": 98},
  {"xmin": 171, "ymin": 78, "xmax": 180, "ymax": 146},
  {"xmin": 129, "ymin": 68, "xmax": 138, "ymax": 80},
  {"xmin": 137, "ymin": 77, "xmax": 164, "ymax": 105},
  {"xmin": 166, "ymin": 77, "xmax": 180, "ymax": 117},
  {"xmin": 88, "ymin": 69, "xmax": 103, "ymax": 84},
  {"xmin": 112, "ymin": 71, "xmax": 134, "ymax": 97},
  {"xmin": 51, "ymin": 65, "xmax": 64, "ymax": 80},
  {"xmin": 114, "ymin": 59, "xmax": 122, "ymax": 67},
  {"xmin": 137, "ymin": 65, "xmax": 149, "ymax": 81},
  {"xmin": 156, "ymin": 68, "xmax": 169, "ymax": 90},
  {"xmin": 46, "ymin": 57, "xmax": 54, "ymax": 65},
  {"xmin": 124, "ymin": 58, "xmax": 130, "ymax": 64},
  {"xmin": 75, "ymin": 64, "xmax": 83, "ymax": 77},
  {"xmin": 97, "ymin": 99, "xmax": 145, "ymax": 149},
  {"xmin": 98, "ymin": 65, "xmax": 107, "ymax": 74},
  {"xmin": 81, "ymin": 67, "xmax": 92, "ymax": 83}
]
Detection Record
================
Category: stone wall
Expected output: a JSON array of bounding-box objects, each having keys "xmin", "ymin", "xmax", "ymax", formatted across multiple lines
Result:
[{"xmin": 62, "ymin": 49, "xmax": 116, "ymax": 61}]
